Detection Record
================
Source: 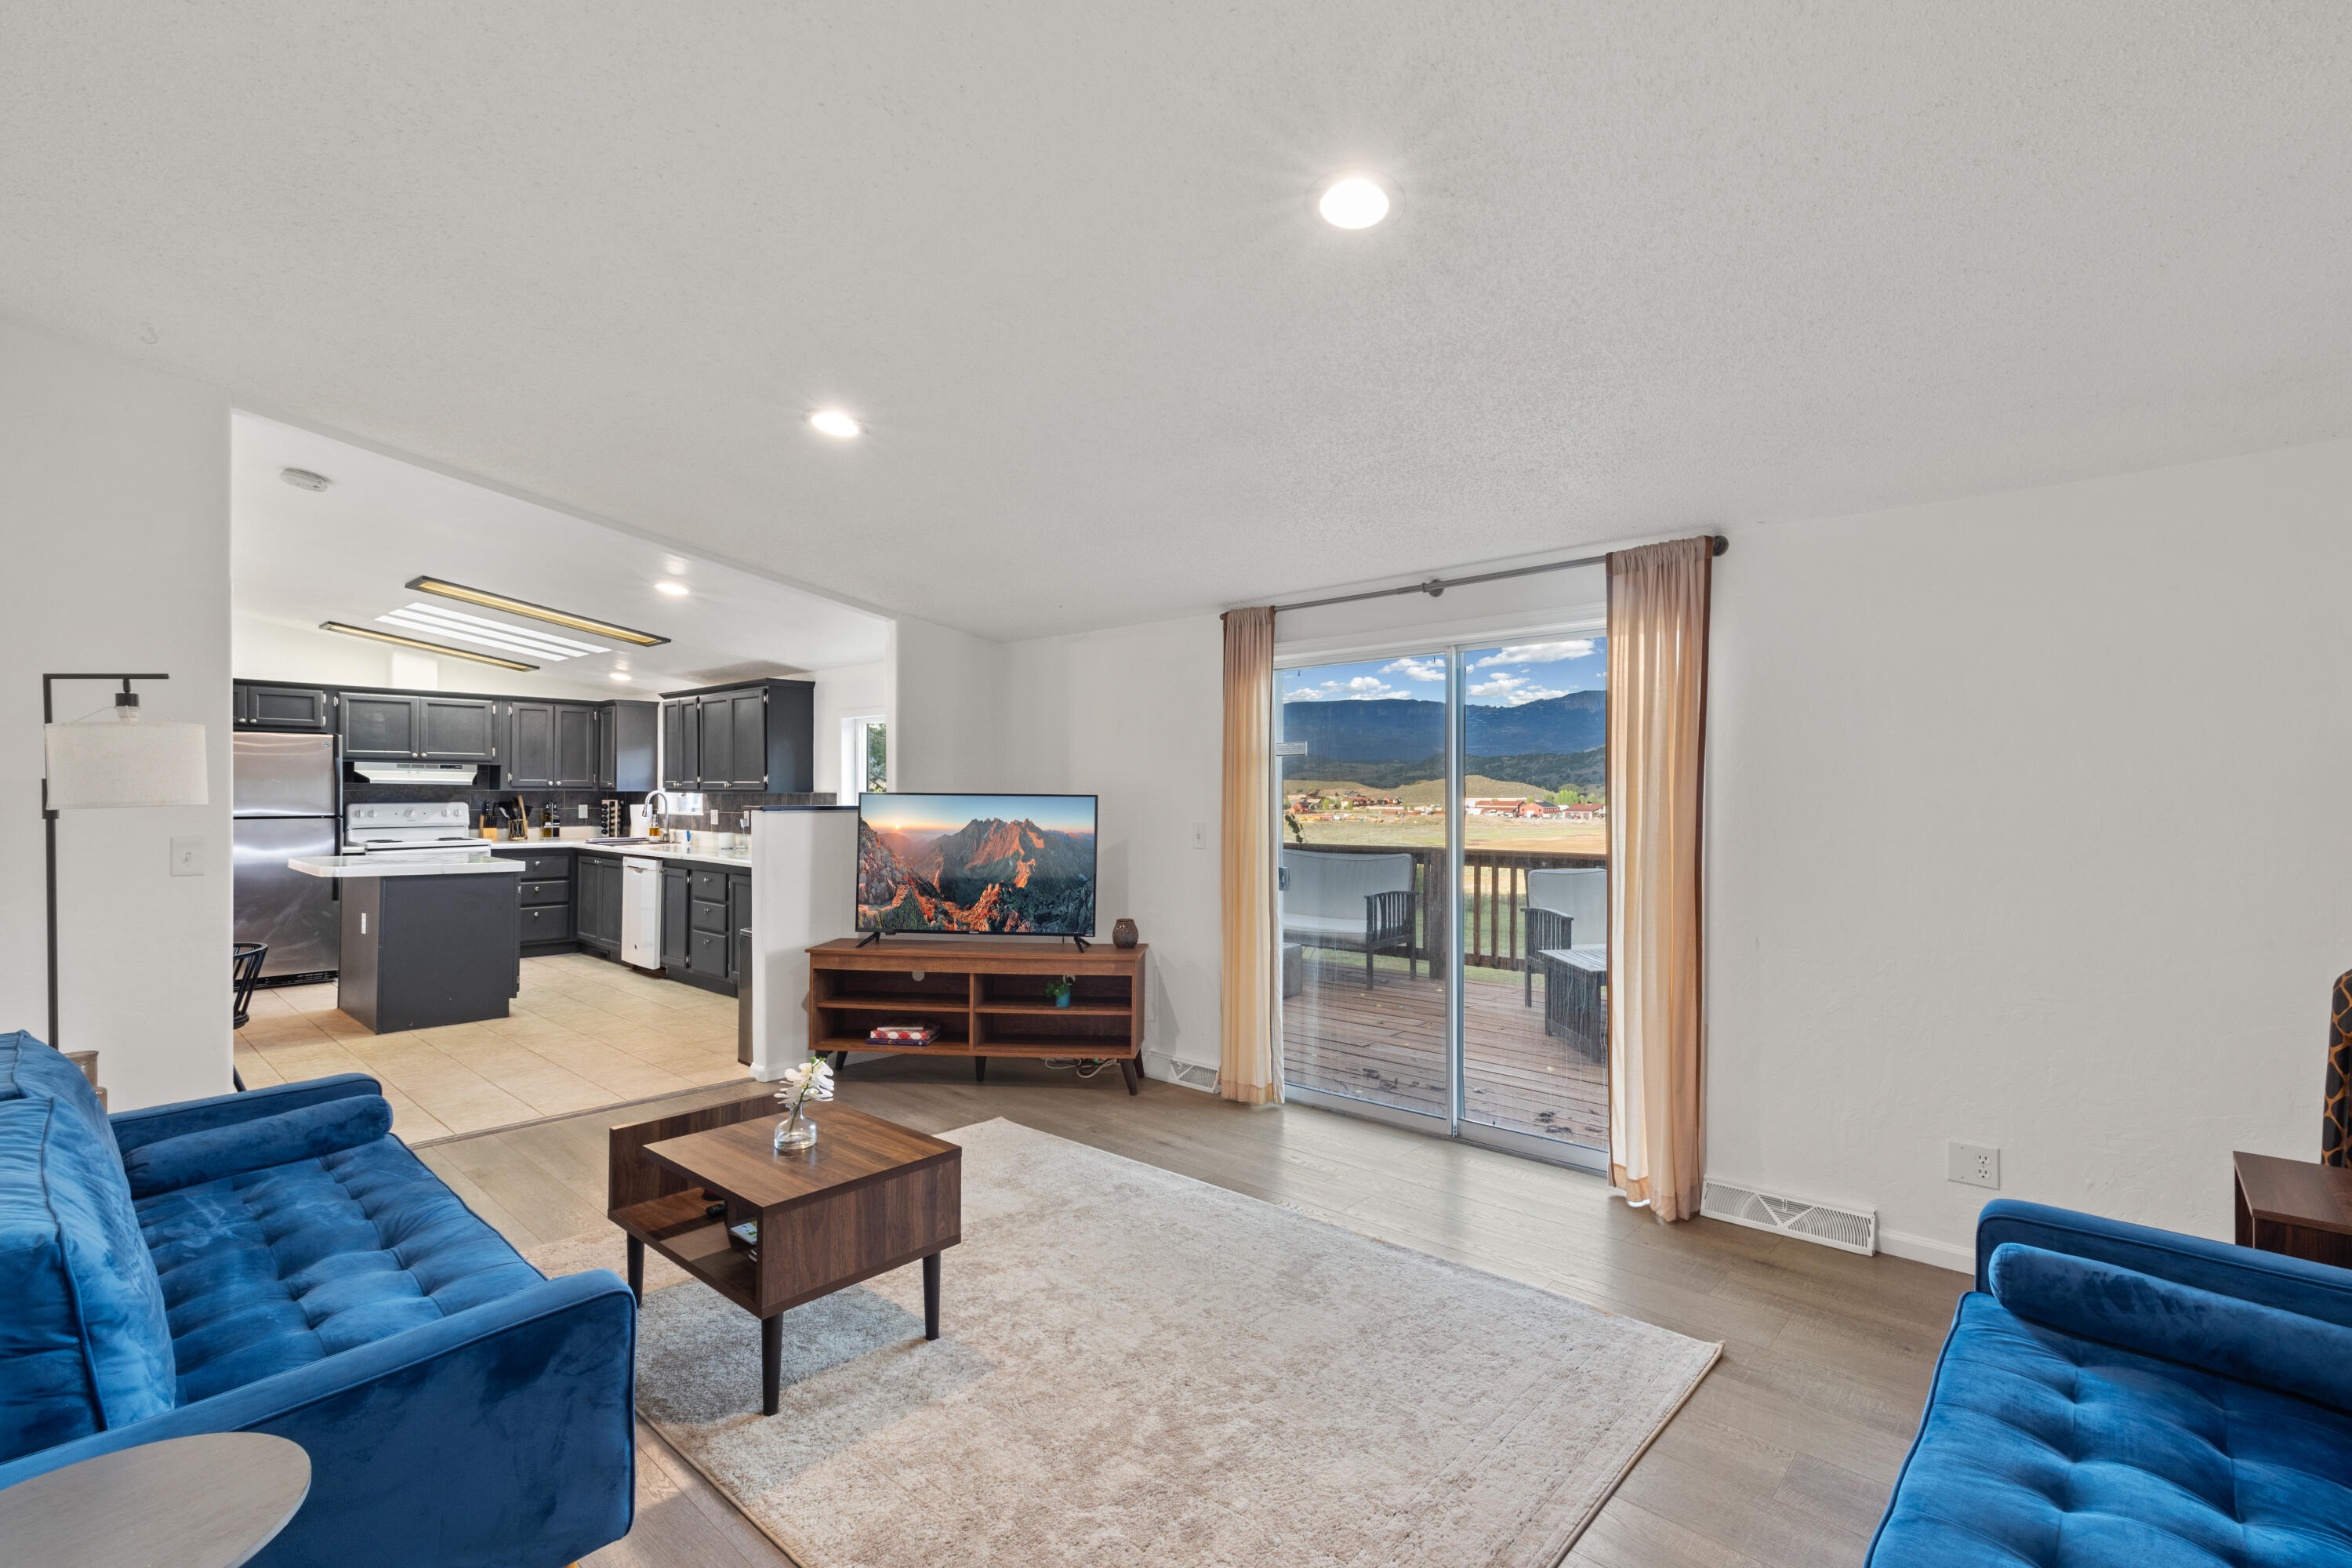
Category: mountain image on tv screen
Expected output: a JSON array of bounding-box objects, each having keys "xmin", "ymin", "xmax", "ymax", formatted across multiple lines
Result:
[{"xmin": 857, "ymin": 793, "xmax": 1097, "ymax": 936}]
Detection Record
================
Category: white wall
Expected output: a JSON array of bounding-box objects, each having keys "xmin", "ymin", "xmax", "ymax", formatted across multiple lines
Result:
[
  {"xmin": 1708, "ymin": 436, "xmax": 2352, "ymax": 1266},
  {"xmin": 1002, "ymin": 616, "xmax": 1226, "ymax": 1070},
  {"xmin": 1, "ymin": 318, "xmax": 234, "ymax": 1108},
  {"xmin": 809, "ymin": 659, "xmax": 888, "ymax": 800},
  {"xmin": 887, "ymin": 616, "xmax": 1007, "ymax": 793},
  {"xmin": 232, "ymin": 612, "xmax": 620, "ymax": 702}
]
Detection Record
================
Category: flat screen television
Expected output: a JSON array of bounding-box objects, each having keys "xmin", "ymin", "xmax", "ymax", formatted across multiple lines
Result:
[{"xmin": 856, "ymin": 793, "xmax": 1098, "ymax": 937}]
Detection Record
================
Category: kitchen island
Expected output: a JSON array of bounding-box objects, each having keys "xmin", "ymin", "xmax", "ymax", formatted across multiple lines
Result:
[{"xmin": 289, "ymin": 854, "xmax": 525, "ymax": 1032}]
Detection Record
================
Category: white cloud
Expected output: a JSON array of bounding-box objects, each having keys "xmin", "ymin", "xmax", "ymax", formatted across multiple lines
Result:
[
  {"xmin": 1500, "ymin": 684, "xmax": 1568, "ymax": 707},
  {"xmin": 1474, "ymin": 641, "xmax": 1594, "ymax": 668},
  {"xmin": 1467, "ymin": 673, "xmax": 1526, "ymax": 699},
  {"xmin": 1380, "ymin": 656, "xmax": 1446, "ymax": 683},
  {"xmin": 1292, "ymin": 675, "xmax": 1413, "ymax": 702}
]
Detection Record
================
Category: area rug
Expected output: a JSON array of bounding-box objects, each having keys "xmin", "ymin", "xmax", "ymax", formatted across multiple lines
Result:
[{"xmin": 526, "ymin": 1118, "xmax": 1719, "ymax": 1568}]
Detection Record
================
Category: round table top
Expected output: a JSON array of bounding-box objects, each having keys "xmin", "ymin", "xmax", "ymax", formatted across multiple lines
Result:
[{"xmin": 0, "ymin": 1432, "xmax": 310, "ymax": 1568}]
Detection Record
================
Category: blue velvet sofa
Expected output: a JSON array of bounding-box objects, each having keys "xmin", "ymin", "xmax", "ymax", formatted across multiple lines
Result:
[
  {"xmin": 1867, "ymin": 1199, "xmax": 2352, "ymax": 1566},
  {"xmin": 0, "ymin": 1032, "xmax": 635, "ymax": 1566}
]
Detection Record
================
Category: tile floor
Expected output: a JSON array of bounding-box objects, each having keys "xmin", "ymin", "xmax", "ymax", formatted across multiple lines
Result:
[{"xmin": 234, "ymin": 953, "xmax": 753, "ymax": 1142}]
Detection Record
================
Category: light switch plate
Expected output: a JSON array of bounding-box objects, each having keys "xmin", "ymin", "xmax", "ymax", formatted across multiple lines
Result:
[
  {"xmin": 1947, "ymin": 1141, "xmax": 2001, "ymax": 1189},
  {"xmin": 169, "ymin": 836, "xmax": 203, "ymax": 877},
  {"xmin": 1191, "ymin": 822, "xmax": 1207, "ymax": 850}
]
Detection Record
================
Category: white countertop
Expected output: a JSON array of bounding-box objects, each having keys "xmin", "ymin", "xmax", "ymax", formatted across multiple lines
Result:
[
  {"xmin": 563, "ymin": 840, "xmax": 752, "ymax": 869},
  {"xmin": 289, "ymin": 853, "xmax": 528, "ymax": 879}
]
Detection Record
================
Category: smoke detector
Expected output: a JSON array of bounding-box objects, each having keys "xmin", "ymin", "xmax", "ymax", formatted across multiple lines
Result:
[{"xmin": 280, "ymin": 467, "xmax": 332, "ymax": 492}]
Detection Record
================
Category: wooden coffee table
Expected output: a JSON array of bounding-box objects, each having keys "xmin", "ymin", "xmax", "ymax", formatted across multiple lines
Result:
[
  {"xmin": 608, "ymin": 1093, "xmax": 962, "ymax": 1415},
  {"xmin": 2234, "ymin": 1149, "xmax": 2352, "ymax": 1268}
]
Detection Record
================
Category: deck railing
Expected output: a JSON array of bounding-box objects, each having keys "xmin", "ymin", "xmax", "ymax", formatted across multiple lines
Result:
[{"xmin": 1281, "ymin": 842, "xmax": 1606, "ymax": 974}]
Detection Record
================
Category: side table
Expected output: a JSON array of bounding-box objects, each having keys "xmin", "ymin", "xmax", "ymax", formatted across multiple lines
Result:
[{"xmin": 2232, "ymin": 1149, "xmax": 2352, "ymax": 1269}]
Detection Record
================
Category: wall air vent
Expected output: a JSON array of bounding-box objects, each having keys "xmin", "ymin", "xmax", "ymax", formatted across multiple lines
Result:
[
  {"xmin": 1700, "ymin": 1178, "xmax": 1878, "ymax": 1256},
  {"xmin": 1164, "ymin": 1060, "xmax": 1220, "ymax": 1094}
]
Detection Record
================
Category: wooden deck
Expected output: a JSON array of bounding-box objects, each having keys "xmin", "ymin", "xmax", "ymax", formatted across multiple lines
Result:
[{"xmin": 1282, "ymin": 958, "xmax": 1607, "ymax": 1147}]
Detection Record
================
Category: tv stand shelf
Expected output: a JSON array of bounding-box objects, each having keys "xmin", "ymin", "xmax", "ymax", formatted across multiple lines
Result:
[{"xmin": 808, "ymin": 938, "xmax": 1148, "ymax": 1094}]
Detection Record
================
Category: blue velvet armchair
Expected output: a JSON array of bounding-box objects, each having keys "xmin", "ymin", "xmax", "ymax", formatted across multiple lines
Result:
[
  {"xmin": 0, "ymin": 1034, "xmax": 636, "ymax": 1566},
  {"xmin": 1867, "ymin": 1199, "xmax": 2352, "ymax": 1566}
]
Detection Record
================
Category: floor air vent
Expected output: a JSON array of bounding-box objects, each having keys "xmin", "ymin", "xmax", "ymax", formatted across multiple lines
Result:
[
  {"xmin": 1166, "ymin": 1061, "xmax": 1220, "ymax": 1094},
  {"xmin": 1700, "ymin": 1178, "xmax": 1877, "ymax": 1255}
]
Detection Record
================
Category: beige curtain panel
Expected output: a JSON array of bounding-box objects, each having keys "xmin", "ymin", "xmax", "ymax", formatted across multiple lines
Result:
[
  {"xmin": 1606, "ymin": 538, "xmax": 1713, "ymax": 1221},
  {"xmin": 1219, "ymin": 606, "xmax": 1281, "ymax": 1105}
]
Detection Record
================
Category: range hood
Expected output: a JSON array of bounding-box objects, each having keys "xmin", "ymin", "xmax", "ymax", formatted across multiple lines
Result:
[{"xmin": 350, "ymin": 761, "xmax": 483, "ymax": 786}]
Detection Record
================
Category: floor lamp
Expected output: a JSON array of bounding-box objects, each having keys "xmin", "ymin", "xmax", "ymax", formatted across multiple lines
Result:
[{"xmin": 42, "ymin": 673, "xmax": 209, "ymax": 1047}]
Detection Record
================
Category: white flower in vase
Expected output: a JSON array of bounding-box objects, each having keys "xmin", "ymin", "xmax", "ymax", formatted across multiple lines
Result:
[{"xmin": 773, "ymin": 1055, "xmax": 835, "ymax": 1152}]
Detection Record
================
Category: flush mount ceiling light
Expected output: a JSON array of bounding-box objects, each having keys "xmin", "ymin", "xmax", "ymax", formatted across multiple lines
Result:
[
  {"xmin": 321, "ymin": 622, "xmax": 537, "ymax": 671},
  {"xmin": 809, "ymin": 408, "xmax": 862, "ymax": 438},
  {"xmin": 376, "ymin": 602, "xmax": 607, "ymax": 661},
  {"xmin": 1316, "ymin": 173, "xmax": 1392, "ymax": 230},
  {"xmin": 608, "ymin": 670, "xmax": 633, "ymax": 682},
  {"xmin": 654, "ymin": 580, "xmax": 690, "ymax": 597},
  {"xmin": 405, "ymin": 576, "xmax": 670, "ymax": 646},
  {"xmin": 280, "ymin": 467, "xmax": 332, "ymax": 492}
]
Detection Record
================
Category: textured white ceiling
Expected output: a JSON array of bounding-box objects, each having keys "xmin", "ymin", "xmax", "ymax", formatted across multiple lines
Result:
[{"xmin": 5, "ymin": 4, "xmax": 2350, "ymax": 640}]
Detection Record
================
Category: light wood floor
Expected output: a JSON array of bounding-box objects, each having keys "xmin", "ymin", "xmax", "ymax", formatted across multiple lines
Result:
[
  {"xmin": 421, "ymin": 1058, "xmax": 1962, "ymax": 1568},
  {"xmin": 1287, "ymin": 956, "xmax": 1610, "ymax": 1145},
  {"xmin": 236, "ymin": 953, "xmax": 753, "ymax": 1141}
]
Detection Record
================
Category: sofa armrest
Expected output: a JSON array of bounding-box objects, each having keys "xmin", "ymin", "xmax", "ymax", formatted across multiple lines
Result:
[
  {"xmin": 111, "ymin": 1073, "xmax": 383, "ymax": 1156},
  {"xmin": 0, "ymin": 1269, "xmax": 637, "ymax": 1567},
  {"xmin": 1976, "ymin": 1198, "xmax": 2352, "ymax": 1330}
]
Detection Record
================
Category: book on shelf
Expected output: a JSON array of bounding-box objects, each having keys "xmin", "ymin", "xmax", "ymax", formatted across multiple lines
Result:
[{"xmin": 868, "ymin": 1023, "xmax": 938, "ymax": 1044}]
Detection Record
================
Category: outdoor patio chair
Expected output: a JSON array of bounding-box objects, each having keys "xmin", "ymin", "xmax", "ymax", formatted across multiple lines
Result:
[
  {"xmin": 1524, "ymin": 867, "xmax": 1606, "ymax": 1004},
  {"xmin": 1280, "ymin": 848, "xmax": 1417, "ymax": 988}
]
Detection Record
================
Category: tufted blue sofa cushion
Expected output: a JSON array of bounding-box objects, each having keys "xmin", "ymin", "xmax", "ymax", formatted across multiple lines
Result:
[
  {"xmin": 138, "ymin": 1133, "xmax": 545, "ymax": 1403},
  {"xmin": 0, "ymin": 1098, "xmax": 177, "ymax": 1464},
  {"xmin": 122, "ymin": 1094, "xmax": 394, "ymax": 1200},
  {"xmin": 1868, "ymin": 1291, "xmax": 2352, "ymax": 1566},
  {"xmin": 0, "ymin": 1029, "xmax": 112, "ymax": 1148}
]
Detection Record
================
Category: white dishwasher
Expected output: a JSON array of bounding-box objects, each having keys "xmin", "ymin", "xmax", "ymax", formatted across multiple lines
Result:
[{"xmin": 619, "ymin": 857, "xmax": 663, "ymax": 969}]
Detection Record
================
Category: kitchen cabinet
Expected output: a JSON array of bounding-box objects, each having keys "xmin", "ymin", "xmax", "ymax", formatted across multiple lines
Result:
[
  {"xmin": 419, "ymin": 698, "xmax": 499, "ymax": 760},
  {"xmin": 343, "ymin": 692, "xmax": 497, "ymax": 764},
  {"xmin": 577, "ymin": 853, "xmax": 623, "ymax": 953},
  {"xmin": 652, "ymin": 858, "xmax": 747, "ymax": 996},
  {"xmin": 235, "ymin": 682, "xmax": 334, "ymax": 732},
  {"xmin": 505, "ymin": 701, "xmax": 598, "ymax": 788},
  {"xmin": 342, "ymin": 693, "xmax": 422, "ymax": 759},
  {"xmin": 600, "ymin": 702, "xmax": 656, "ymax": 792},
  {"xmin": 494, "ymin": 847, "xmax": 575, "ymax": 955},
  {"xmin": 554, "ymin": 704, "xmax": 598, "ymax": 787},
  {"xmin": 726, "ymin": 871, "xmax": 752, "ymax": 982},
  {"xmin": 659, "ymin": 863, "xmax": 690, "ymax": 971},
  {"xmin": 656, "ymin": 680, "xmax": 814, "ymax": 792}
]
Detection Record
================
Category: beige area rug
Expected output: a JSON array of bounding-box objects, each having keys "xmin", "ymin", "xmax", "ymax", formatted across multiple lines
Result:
[{"xmin": 528, "ymin": 1119, "xmax": 1719, "ymax": 1568}]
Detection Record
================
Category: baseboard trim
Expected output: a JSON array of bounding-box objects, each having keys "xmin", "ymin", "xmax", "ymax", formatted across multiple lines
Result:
[{"xmin": 1877, "ymin": 1227, "xmax": 1973, "ymax": 1275}]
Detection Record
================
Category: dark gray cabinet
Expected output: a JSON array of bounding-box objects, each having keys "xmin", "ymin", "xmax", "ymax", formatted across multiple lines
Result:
[
  {"xmin": 419, "ymin": 698, "xmax": 499, "ymax": 760},
  {"xmin": 494, "ymin": 848, "xmax": 575, "ymax": 954},
  {"xmin": 654, "ymin": 858, "xmax": 750, "ymax": 995},
  {"xmin": 600, "ymin": 702, "xmax": 656, "ymax": 792},
  {"xmin": 726, "ymin": 872, "xmax": 752, "ymax": 982},
  {"xmin": 577, "ymin": 854, "xmax": 623, "ymax": 953},
  {"xmin": 342, "ymin": 693, "xmax": 422, "ymax": 759},
  {"xmin": 344, "ymin": 692, "xmax": 497, "ymax": 763},
  {"xmin": 657, "ymin": 680, "xmax": 814, "ymax": 792},
  {"xmin": 659, "ymin": 864, "xmax": 691, "ymax": 970},
  {"xmin": 506, "ymin": 702, "xmax": 554, "ymax": 786},
  {"xmin": 237, "ymin": 683, "xmax": 334, "ymax": 731},
  {"xmin": 554, "ymin": 705, "xmax": 598, "ymax": 787}
]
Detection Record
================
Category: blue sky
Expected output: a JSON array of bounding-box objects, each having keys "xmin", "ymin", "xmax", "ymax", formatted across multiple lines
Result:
[
  {"xmin": 1279, "ymin": 637, "xmax": 1607, "ymax": 708},
  {"xmin": 862, "ymin": 793, "xmax": 1096, "ymax": 836}
]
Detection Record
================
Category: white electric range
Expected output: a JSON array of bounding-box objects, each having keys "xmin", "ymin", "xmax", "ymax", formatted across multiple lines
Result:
[{"xmin": 343, "ymin": 800, "xmax": 492, "ymax": 854}]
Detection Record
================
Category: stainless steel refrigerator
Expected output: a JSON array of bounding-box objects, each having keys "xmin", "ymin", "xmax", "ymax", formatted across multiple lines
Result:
[{"xmin": 233, "ymin": 733, "xmax": 341, "ymax": 979}]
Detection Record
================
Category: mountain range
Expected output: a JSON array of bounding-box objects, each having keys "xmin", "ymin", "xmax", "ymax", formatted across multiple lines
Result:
[
  {"xmin": 858, "ymin": 816, "xmax": 1096, "ymax": 935},
  {"xmin": 1282, "ymin": 690, "xmax": 1604, "ymax": 761}
]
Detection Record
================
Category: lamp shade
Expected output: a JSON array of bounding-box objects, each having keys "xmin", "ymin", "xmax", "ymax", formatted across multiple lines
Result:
[{"xmin": 45, "ymin": 712, "xmax": 208, "ymax": 809}]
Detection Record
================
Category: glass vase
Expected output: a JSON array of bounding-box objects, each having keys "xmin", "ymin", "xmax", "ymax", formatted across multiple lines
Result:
[{"xmin": 774, "ymin": 1102, "xmax": 818, "ymax": 1152}]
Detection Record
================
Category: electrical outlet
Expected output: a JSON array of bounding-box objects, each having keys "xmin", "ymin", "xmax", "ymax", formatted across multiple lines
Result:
[
  {"xmin": 169, "ymin": 836, "xmax": 203, "ymax": 877},
  {"xmin": 1191, "ymin": 822, "xmax": 1206, "ymax": 851},
  {"xmin": 578, "ymin": 804, "xmax": 590, "ymax": 820},
  {"xmin": 1947, "ymin": 1141, "xmax": 2001, "ymax": 1189}
]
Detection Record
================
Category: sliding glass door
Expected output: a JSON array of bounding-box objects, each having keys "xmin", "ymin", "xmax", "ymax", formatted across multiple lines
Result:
[{"xmin": 1276, "ymin": 634, "xmax": 1609, "ymax": 1168}]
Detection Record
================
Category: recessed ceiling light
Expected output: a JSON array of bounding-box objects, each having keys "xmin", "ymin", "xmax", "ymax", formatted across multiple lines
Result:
[
  {"xmin": 654, "ymin": 580, "xmax": 690, "ymax": 597},
  {"xmin": 809, "ymin": 409, "xmax": 862, "ymax": 439},
  {"xmin": 280, "ymin": 467, "xmax": 332, "ymax": 492},
  {"xmin": 1316, "ymin": 174, "xmax": 1391, "ymax": 230},
  {"xmin": 320, "ymin": 622, "xmax": 536, "ymax": 671}
]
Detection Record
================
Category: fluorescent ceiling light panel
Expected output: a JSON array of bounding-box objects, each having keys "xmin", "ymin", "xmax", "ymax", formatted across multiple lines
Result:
[
  {"xmin": 405, "ymin": 576, "xmax": 670, "ymax": 646},
  {"xmin": 376, "ymin": 603, "xmax": 607, "ymax": 659},
  {"xmin": 321, "ymin": 622, "xmax": 538, "ymax": 671}
]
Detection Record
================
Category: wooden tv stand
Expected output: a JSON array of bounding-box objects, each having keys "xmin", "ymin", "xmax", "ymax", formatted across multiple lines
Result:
[{"xmin": 807, "ymin": 938, "xmax": 1148, "ymax": 1094}]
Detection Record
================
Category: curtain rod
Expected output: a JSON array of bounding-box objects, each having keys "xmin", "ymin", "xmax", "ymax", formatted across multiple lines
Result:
[{"xmin": 1269, "ymin": 533, "xmax": 1726, "ymax": 615}]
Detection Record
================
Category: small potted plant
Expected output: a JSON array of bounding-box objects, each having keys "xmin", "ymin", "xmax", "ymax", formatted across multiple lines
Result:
[
  {"xmin": 1044, "ymin": 975, "xmax": 1076, "ymax": 1009},
  {"xmin": 772, "ymin": 1054, "xmax": 836, "ymax": 1152}
]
